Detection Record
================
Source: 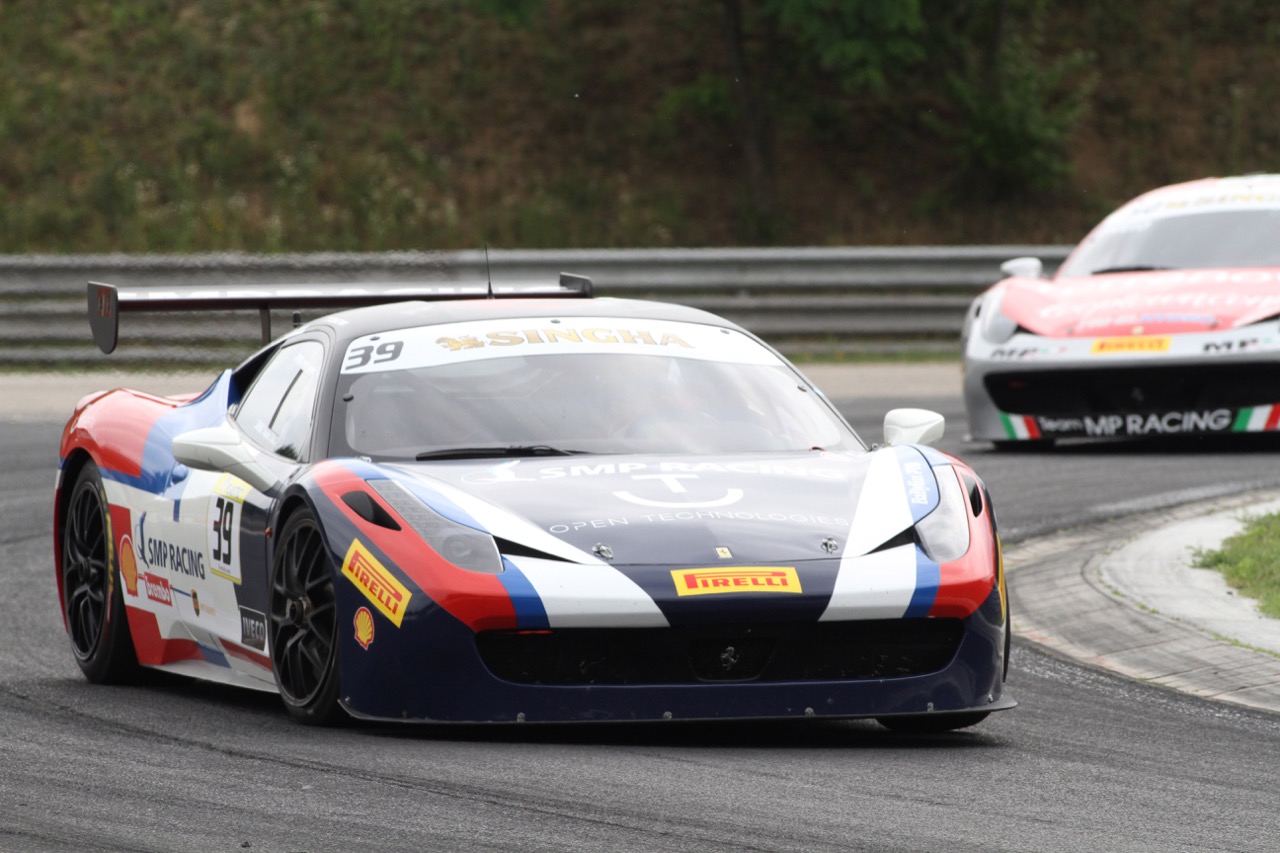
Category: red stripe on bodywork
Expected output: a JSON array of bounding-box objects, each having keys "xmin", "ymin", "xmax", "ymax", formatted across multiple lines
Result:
[
  {"xmin": 103, "ymin": 498, "xmax": 205, "ymax": 666},
  {"xmin": 108, "ymin": 504, "xmax": 138, "ymax": 597},
  {"xmin": 928, "ymin": 467, "xmax": 996, "ymax": 618},
  {"xmin": 60, "ymin": 389, "xmax": 176, "ymax": 480},
  {"xmin": 312, "ymin": 464, "xmax": 519, "ymax": 632},
  {"xmin": 124, "ymin": 607, "xmax": 203, "ymax": 666},
  {"xmin": 1023, "ymin": 417, "xmax": 1041, "ymax": 440},
  {"xmin": 221, "ymin": 642, "xmax": 271, "ymax": 670}
]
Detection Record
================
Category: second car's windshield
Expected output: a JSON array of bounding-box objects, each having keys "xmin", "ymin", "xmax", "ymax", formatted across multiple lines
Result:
[
  {"xmin": 331, "ymin": 319, "xmax": 861, "ymax": 459},
  {"xmin": 1059, "ymin": 208, "xmax": 1280, "ymax": 276}
]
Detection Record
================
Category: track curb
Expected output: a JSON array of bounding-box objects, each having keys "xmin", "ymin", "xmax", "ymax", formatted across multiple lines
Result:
[{"xmin": 1007, "ymin": 490, "xmax": 1280, "ymax": 714}]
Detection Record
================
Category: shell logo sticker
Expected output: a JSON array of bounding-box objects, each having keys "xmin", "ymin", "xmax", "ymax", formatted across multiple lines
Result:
[
  {"xmin": 1090, "ymin": 336, "xmax": 1170, "ymax": 354},
  {"xmin": 672, "ymin": 567, "xmax": 802, "ymax": 596},
  {"xmin": 341, "ymin": 540, "xmax": 411, "ymax": 628},
  {"xmin": 354, "ymin": 607, "xmax": 375, "ymax": 650},
  {"xmin": 119, "ymin": 534, "xmax": 139, "ymax": 597}
]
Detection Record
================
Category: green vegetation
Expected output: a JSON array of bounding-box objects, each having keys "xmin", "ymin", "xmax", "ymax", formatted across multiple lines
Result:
[
  {"xmin": 1, "ymin": 1, "xmax": 1278, "ymax": 252},
  {"xmin": 1195, "ymin": 514, "xmax": 1280, "ymax": 619}
]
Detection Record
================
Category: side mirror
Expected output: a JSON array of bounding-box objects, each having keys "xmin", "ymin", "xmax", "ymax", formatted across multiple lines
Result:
[
  {"xmin": 1000, "ymin": 256, "xmax": 1043, "ymax": 279},
  {"xmin": 173, "ymin": 424, "xmax": 280, "ymax": 493},
  {"xmin": 884, "ymin": 408, "xmax": 945, "ymax": 447}
]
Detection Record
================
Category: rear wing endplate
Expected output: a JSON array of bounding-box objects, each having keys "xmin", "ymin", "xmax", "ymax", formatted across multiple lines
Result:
[{"xmin": 88, "ymin": 274, "xmax": 594, "ymax": 354}]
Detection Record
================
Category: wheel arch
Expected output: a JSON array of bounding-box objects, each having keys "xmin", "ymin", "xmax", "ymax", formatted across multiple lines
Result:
[
  {"xmin": 272, "ymin": 490, "xmax": 313, "ymax": 532},
  {"xmin": 269, "ymin": 486, "xmax": 329, "ymax": 569}
]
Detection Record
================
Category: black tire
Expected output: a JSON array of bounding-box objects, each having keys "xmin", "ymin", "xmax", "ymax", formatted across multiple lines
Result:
[
  {"xmin": 61, "ymin": 461, "xmax": 141, "ymax": 683},
  {"xmin": 875, "ymin": 711, "xmax": 990, "ymax": 734},
  {"xmin": 1003, "ymin": 611, "xmax": 1012, "ymax": 681},
  {"xmin": 268, "ymin": 509, "xmax": 344, "ymax": 725}
]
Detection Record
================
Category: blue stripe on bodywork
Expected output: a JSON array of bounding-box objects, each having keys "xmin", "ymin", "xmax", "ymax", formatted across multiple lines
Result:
[
  {"xmin": 333, "ymin": 458, "xmax": 391, "ymax": 481},
  {"xmin": 904, "ymin": 547, "xmax": 940, "ymax": 617},
  {"xmin": 496, "ymin": 557, "xmax": 549, "ymax": 629},
  {"xmin": 893, "ymin": 445, "xmax": 939, "ymax": 524},
  {"xmin": 97, "ymin": 372, "xmax": 234, "ymax": 495},
  {"xmin": 197, "ymin": 644, "xmax": 230, "ymax": 667},
  {"xmin": 168, "ymin": 587, "xmax": 232, "ymax": 667}
]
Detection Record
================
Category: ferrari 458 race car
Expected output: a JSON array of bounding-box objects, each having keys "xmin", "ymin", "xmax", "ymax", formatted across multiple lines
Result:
[
  {"xmin": 964, "ymin": 173, "xmax": 1280, "ymax": 445},
  {"xmin": 57, "ymin": 276, "xmax": 1011, "ymax": 731}
]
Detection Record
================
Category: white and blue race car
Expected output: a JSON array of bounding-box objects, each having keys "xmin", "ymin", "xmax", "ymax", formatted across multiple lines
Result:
[{"xmin": 57, "ymin": 277, "xmax": 1011, "ymax": 730}]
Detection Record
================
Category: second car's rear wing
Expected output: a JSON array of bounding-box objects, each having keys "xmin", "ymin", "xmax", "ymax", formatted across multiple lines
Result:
[{"xmin": 87, "ymin": 274, "xmax": 595, "ymax": 353}]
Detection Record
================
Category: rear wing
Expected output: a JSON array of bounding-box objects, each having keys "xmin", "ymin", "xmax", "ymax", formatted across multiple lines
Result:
[{"xmin": 87, "ymin": 274, "xmax": 594, "ymax": 354}]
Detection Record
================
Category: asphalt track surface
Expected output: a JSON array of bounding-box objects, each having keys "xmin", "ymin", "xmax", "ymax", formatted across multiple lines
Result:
[{"xmin": 5, "ymin": 378, "xmax": 1280, "ymax": 852}]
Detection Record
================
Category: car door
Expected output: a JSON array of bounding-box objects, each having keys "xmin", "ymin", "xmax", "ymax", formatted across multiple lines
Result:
[{"xmin": 172, "ymin": 338, "xmax": 327, "ymax": 685}]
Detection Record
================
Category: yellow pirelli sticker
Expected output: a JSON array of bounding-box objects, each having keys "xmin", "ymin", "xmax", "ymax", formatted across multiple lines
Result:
[
  {"xmin": 671, "ymin": 566, "xmax": 802, "ymax": 596},
  {"xmin": 341, "ymin": 540, "xmax": 412, "ymax": 627},
  {"xmin": 1091, "ymin": 336, "xmax": 1171, "ymax": 354}
]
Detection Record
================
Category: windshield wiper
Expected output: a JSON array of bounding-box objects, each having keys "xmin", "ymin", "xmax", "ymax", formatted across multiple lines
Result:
[
  {"xmin": 1089, "ymin": 265, "xmax": 1174, "ymax": 275},
  {"xmin": 415, "ymin": 445, "xmax": 588, "ymax": 461}
]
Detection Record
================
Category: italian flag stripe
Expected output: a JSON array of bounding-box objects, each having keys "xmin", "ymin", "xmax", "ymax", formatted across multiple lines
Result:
[
  {"xmin": 1233, "ymin": 405, "xmax": 1280, "ymax": 432},
  {"xmin": 1266, "ymin": 406, "xmax": 1280, "ymax": 431},
  {"xmin": 999, "ymin": 413, "xmax": 1038, "ymax": 440}
]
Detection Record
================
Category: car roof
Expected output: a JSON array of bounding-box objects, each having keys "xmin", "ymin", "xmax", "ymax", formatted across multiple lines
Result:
[
  {"xmin": 1119, "ymin": 173, "xmax": 1280, "ymax": 215},
  {"xmin": 300, "ymin": 295, "xmax": 746, "ymax": 348}
]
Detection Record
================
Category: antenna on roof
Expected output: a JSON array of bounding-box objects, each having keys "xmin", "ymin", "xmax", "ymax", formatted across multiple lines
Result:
[{"xmin": 484, "ymin": 243, "xmax": 494, "ymax": 299}]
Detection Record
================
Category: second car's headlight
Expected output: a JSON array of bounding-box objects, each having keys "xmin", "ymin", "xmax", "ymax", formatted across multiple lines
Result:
[
  {"xmin": 371, "ymin": 480, "xmax": 504, "ymax": 573},
  {"xmin": 978, "ymin": 289, "xmax": 1019, "ymax": 344}
]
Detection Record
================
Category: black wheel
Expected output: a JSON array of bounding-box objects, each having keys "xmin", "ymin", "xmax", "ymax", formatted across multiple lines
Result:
[
  {"xmin": 61, "ymin": 460, "xmax": 140, "ymax": 683},
  {"xmin": 876, "ymin": 711, "xmax": 990, "ymax": 734},
  {"xmin": 268, "ymin": 509, "xmax": 343, "ymax": 724}
]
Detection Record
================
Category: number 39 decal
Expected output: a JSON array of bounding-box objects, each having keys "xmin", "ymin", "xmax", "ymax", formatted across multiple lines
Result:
[
  {"xmin": 208, "ymin": 474, "xmax": 250, "ymax": 584},
  {"xmin": 345, "ymin": 340, "xmax": 403, "ymax": 370}
]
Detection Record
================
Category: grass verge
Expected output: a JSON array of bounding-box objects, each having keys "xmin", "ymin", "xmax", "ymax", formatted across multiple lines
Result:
[{"xmin": 1194, "ymin": 514, "xmax": 1280, "ymax": 618}]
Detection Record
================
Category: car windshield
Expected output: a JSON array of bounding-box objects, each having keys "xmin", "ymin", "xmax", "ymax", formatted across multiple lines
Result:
[
  {"xmin": 330, "ymin": 319, "xmax": 862, "ymax": 459},
  {"xmin": 1059, "ymin": 208, "xmax": 1280, "ymax": 277}
]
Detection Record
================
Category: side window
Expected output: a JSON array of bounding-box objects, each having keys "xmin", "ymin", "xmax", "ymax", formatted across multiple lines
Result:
[{"xmin": 234, "ymin": 340, "xmax": 324, "ymax": 460}]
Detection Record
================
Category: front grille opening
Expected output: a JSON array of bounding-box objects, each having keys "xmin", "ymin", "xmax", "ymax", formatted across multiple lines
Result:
[
  {"xmin": 985, "ymin": 363, "xmax": 1280, "ymax": 415},
  {"xmin": 475, "ymin": 620, "xmax": 964, "ymax": 686}
]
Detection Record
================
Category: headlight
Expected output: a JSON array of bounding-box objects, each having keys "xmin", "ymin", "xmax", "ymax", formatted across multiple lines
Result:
[
  {"xmin": 370, "ymin": 480, "xmax": 504, "ymax": 573},
  {"xmin": 914, "ymin": 466, "xmax": 970, "ymax": 562},
  {"xmin": 979, "ymin": 289, "xmax": 1019, "ymax": 344}
]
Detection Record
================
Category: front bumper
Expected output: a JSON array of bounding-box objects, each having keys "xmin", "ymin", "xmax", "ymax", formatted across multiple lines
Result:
[
  {"xmin": 964, "ymin": 335, "xmax": 1280, "ymax": 442},
  {"xmin": 335, "ymin": 581, "xmax": 1011, "ymax": 724}
]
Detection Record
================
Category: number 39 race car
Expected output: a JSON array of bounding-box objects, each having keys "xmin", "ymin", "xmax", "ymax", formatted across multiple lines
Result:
[
  {"xmin": 57, "ymin": 277, "xmax": 1011, "ymax": 731},
  {"xmin": 964, "ymin": 173, "xmax": 1280, "ymax": 445}
]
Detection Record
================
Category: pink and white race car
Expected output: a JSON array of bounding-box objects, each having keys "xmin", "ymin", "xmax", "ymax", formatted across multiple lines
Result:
[{"xmin": 963, "ymin": 174, "xmax": 1280, "ymax": 445}]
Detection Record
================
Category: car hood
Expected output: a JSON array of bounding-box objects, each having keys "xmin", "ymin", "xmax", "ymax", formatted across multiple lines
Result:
[
  {"xmin": 376, "ymin": 447, "xmax": 944, "ymax": 566},
  {"xmin": 996, "ymin": 268, "xmax": 1280, "ymax": 337}
]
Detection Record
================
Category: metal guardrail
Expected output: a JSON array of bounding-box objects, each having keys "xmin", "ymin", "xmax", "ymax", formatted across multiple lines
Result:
[{"xmin": 0, "ymin": 247, "xmax": 1070, "ymax": 365}]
